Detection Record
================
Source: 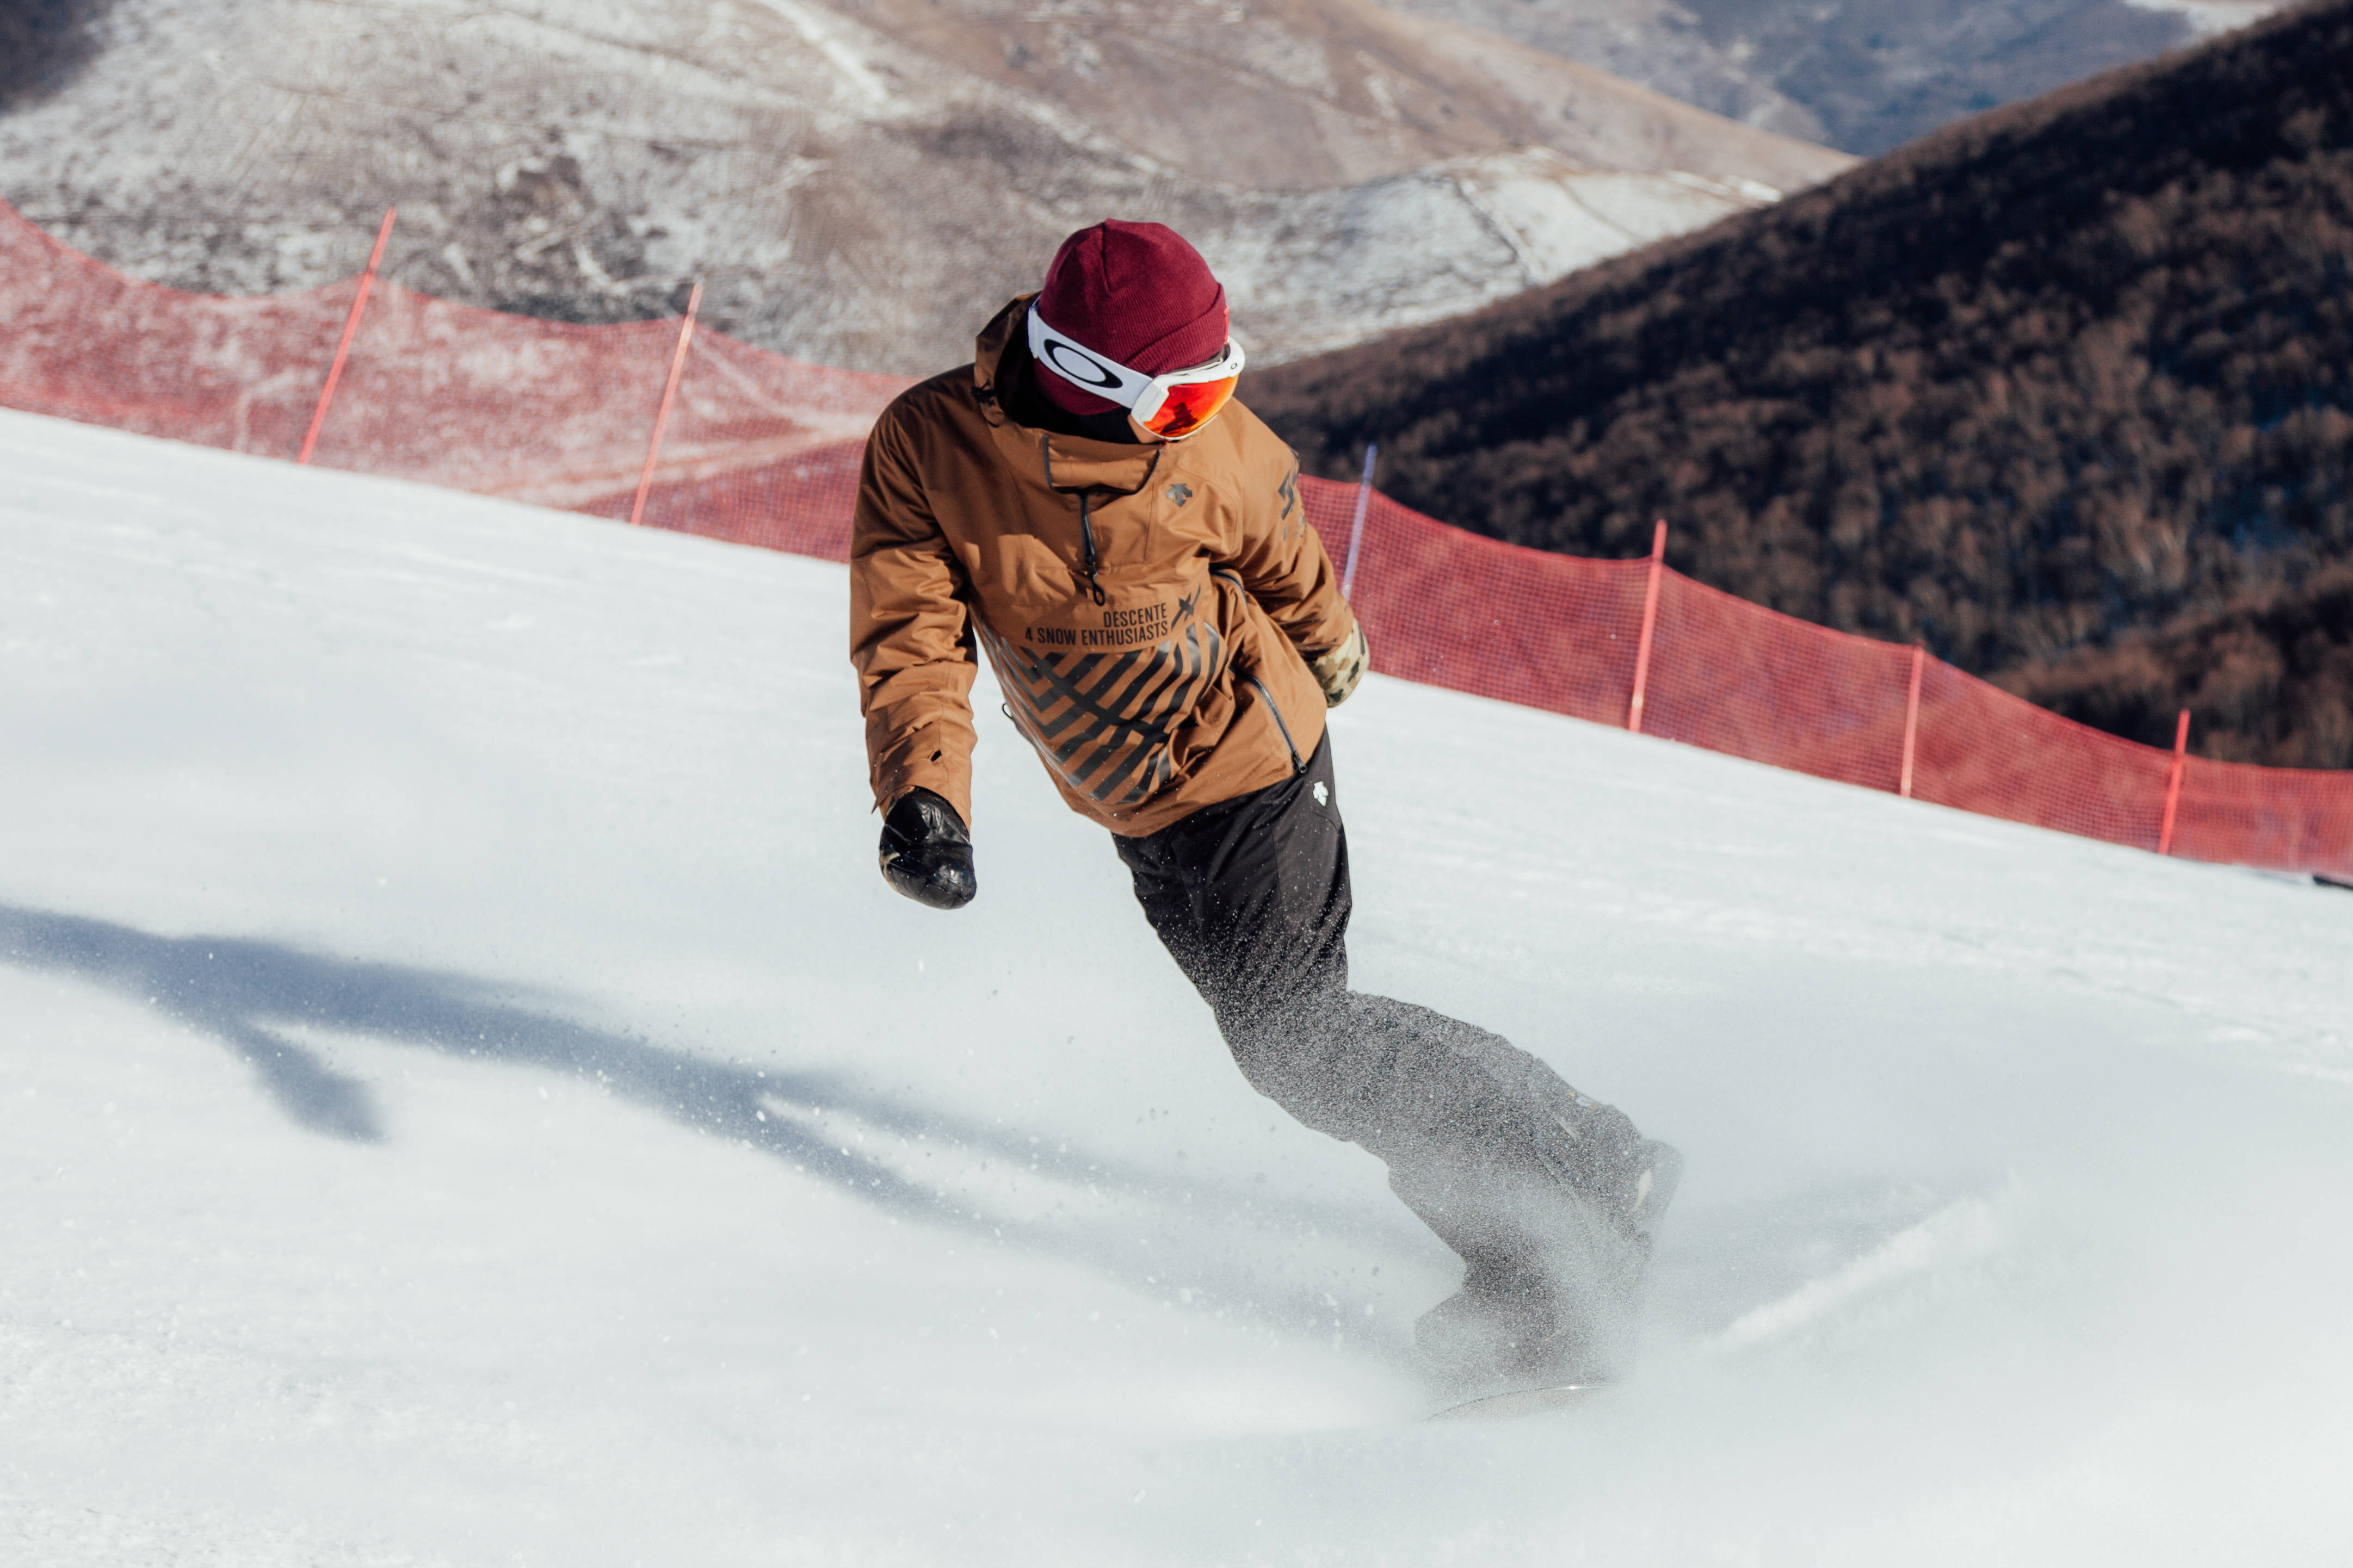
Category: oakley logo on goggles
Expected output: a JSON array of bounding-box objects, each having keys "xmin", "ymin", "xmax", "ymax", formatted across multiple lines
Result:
[{"xmin": 1027, "ymin": 306, "xmax": 1246, "ymax": 441}]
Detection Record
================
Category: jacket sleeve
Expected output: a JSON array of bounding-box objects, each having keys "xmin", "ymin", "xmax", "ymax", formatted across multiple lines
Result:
[
  {"xmin": 850, "ymin": 400, "xmax": 980, "ymax": 825},
  {"xmin": 1222, "ymin": 425, "xmax": 1358, "ymax": 659}
]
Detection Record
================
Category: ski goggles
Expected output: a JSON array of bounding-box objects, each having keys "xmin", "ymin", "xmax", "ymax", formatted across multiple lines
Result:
[{"xmin": 1027, "ymin": 305, "xmax": 1246, "ymax": 441}]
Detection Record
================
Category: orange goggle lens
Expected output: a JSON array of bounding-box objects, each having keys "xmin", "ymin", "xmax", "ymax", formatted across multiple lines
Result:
[{"xmin": 1135, "ymin": 375, "xmax": 1240, "ymax": 440}]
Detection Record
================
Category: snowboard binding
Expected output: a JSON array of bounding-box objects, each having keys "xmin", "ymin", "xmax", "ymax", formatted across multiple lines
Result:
[{"xmin": 1412, "ymin": 1136, "xmax": 1683, "ymax": 1411}]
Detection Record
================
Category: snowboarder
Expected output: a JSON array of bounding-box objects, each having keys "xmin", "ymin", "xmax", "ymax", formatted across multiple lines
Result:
[{"xmin": 849, "ymin": 220, "xmax": 1678, "ymax": 1395}]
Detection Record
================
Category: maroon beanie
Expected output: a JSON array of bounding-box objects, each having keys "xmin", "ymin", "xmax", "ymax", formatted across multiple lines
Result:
[{"xmin": 1032, "ymin": 221, "xmax": 1229, "ymax": 417}]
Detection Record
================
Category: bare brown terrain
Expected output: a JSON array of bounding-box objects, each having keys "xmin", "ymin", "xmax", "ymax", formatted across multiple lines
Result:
[{"xmin": 0, "ymin": 0, "xmax": 1849, "ymax": 373}]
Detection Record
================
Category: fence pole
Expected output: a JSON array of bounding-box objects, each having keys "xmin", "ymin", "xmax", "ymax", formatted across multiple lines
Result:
[
  {"xmin": 1341, "ymin": 441, "xmax": 1378, "ymax": 598},
  {"xmin": 1899, "ymin": 643, "xmax": 1925, "ymax": 798},
  {"xmin": 629, "ymin": 281, "xmax": 704, "ymax": 528},
  {"xmin": 2158, "ymin": 708, "xmax": 2190, "ymax": 856},
  {"xmin": 298, "ymin": 207, "xmax": 396, "ymax": 466},
  {"xmin": 1626, "ymin": 519, "xmax": 1668, "ymax": 734}
]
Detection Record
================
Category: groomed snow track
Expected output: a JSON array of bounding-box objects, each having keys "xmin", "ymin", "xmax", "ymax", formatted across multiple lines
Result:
[{"xmin": 4, "ymin": 408, "xmax": 2350, "ymax": 1565}]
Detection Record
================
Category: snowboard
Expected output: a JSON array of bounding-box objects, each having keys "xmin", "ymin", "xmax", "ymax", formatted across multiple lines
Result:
[{"xmin": 1429, "ymin": 1381, "xmax": 1614, "ymax": 1420}]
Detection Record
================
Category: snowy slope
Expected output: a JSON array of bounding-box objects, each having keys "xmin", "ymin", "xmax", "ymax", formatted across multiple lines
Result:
[{"xmin": 3, "ymin": 405, "xmax": 2351, "ymax": 1565}]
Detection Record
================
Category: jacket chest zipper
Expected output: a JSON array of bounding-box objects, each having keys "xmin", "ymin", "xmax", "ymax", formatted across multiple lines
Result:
[
  {"xmin": 1077, "ymin": 492, "xmax": 1107, "ymax": 606},
  {"xmin": 1038, "ymin": 441, "xmax": 1158, "ymax": 611}
]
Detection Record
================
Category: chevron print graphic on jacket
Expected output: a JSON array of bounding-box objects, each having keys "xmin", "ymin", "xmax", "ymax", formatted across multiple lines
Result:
[{"xmin": 977, "ymin": 618, "xmax": 1231, "ymax": 808}]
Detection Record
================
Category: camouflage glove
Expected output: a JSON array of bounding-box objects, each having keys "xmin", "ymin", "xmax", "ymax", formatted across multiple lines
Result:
[
  {"xmin": 878, "ymin": 788, "xmax": 977, "ymax": 910},
  {"xmin": 1308, "ymin": 624, "xmax": 1369, "ymax": 708}
]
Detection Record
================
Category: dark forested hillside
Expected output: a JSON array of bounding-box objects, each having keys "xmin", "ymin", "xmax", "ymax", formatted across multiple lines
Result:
[
  {"xmin": 2000, "ymin": 566, "xmax": 2353, "ymax": 766},
  {"xmin": 1253, "ymin": 0, "xmax": 2353, "ymax": 764},
  {"xmin": 0, "ymin": 0, "xmax": 104, "ymax": 107}
]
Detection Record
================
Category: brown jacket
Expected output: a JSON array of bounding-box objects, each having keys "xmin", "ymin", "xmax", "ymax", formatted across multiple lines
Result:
[{"xmin": 851, "ymin": 296, "xmax": 1357, "ymax": 837}]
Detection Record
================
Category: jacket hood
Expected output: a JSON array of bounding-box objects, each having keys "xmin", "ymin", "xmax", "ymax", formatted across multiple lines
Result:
[{"xmin": 974, "ymin": 294, "xmax": 1164, "ymax": 494}]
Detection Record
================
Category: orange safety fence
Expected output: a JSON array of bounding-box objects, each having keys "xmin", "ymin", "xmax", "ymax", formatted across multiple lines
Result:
[
  {"xmin": 0, "ymin": 198, "xmax": 895, "ymax": 550},
  {"xmin": 4, "ymin": 196, "xmax": 2349, "ymax": 878}
]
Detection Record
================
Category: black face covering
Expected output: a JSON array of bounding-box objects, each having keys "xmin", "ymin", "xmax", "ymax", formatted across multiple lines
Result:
[{"xmin": 1003, "ymin": 337, "xmax": 1144, "ymax": 445}]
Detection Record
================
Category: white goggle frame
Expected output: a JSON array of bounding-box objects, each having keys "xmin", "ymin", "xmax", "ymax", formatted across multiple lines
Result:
[{"xmin": 1027, "ymin": 305, "xmax": 1246, "ymax": 437}]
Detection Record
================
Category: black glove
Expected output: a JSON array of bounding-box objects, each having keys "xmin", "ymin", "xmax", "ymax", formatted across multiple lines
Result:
[{"xmin": 878, "ymin": 788, "xmax": 977, "ymax": 910}]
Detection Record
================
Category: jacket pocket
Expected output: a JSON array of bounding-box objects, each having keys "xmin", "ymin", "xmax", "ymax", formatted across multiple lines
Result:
[{"xmin": 1244, "ymin": 673, "xmax": 1305, "ymax": 774}]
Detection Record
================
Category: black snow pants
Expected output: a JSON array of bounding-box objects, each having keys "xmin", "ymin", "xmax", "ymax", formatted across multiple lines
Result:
[{"xmin": 1115, "ymin": 734, "xmax": 1641, "ymax": 1288}]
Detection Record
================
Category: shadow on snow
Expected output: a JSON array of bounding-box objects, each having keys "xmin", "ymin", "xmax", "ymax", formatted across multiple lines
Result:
[{"xmin": 0, "ymin": 901, "xmax": 1432, "ymax": 1340}]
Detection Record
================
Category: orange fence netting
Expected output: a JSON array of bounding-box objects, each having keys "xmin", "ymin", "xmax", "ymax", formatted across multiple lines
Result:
[{"xmin": 4, "ymin": 197, "xmax": 2348, "ymax": 878}]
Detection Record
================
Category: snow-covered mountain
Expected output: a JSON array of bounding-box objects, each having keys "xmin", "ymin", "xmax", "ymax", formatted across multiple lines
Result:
[
  {"xmin": 5, "ymin": 406, "xmax": 2351, "ymax": 1562},
  {"xmin": 0, "ymin": 0, "xmax": 1851, "ymax": 373},
  {"xmin": 1370, "ymin": 0, "xmax": 2289, "ymax": 153}
]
